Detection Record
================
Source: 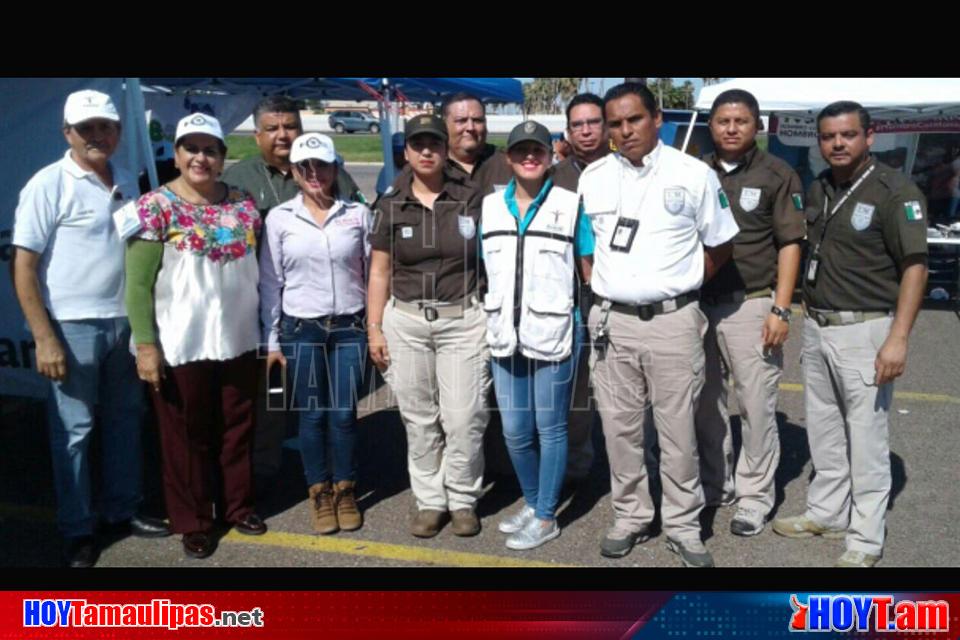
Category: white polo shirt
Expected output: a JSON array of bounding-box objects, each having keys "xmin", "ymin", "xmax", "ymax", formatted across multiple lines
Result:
[
  {"xmin": 13, "ymin": 150, "xmax": 137, "ymax": 320},
  {"xmin": 578, "ymin": 141, "xmax": 739, "ymax": 305}
]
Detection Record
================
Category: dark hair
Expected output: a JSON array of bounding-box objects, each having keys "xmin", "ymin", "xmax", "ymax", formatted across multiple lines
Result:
[
  {"xmin": 292, "ymin": 160, "xmax": 341, "ymax": 199},
  {"xmin": 817, "ymin": 100, "xmax": 871, "ymax": 132},
  {"xmin": 709, "ymin": 89, "xmax": 761, "ymax": 125},
  {"xmin": 252, "ymin": 95, "xmax": 303, "ymax": 130},
  {"xmin": 565, "ymin": 93, "xmax": 604, "ymax": 124},
  {"xmin": 603, "ymin": 82, "xmax": 658, "ymax": 118},
  {"xmin": 440, "ymin": 92, "xmax": 484, "ymax": 118},
  {"xmin": 175, "ymin": 137, "xmax": 227, "ymax": 157}
]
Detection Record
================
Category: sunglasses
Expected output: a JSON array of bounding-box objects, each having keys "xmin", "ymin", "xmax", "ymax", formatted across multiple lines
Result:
[{"xmin": 294, "ymin": 159, "xmax": 333, "ymax": 173}]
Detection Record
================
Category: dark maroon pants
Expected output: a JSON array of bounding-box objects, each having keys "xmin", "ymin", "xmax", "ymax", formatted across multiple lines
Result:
[{"xmin": 149, "ymin": 351, "xmax": 257, "ymax": 534}]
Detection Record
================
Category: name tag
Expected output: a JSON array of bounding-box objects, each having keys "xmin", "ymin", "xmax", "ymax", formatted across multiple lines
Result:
[{"xmin": 609, "ymin": 217, "xmax": 638, "ymax": 253}]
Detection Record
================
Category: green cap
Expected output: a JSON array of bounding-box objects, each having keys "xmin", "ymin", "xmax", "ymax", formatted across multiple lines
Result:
[
  {"xmin": 507, "ymin": 120, "xmax": 552, "ymax": 151},
  {"xmin": 404, "ymin": 114, "xmax": 448, "ymax": 142}
]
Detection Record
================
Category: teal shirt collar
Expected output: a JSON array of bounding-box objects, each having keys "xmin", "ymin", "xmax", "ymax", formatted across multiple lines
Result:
[{"xmin": 504, "ymin": 177, "xmax": 553, "ymax": 235}]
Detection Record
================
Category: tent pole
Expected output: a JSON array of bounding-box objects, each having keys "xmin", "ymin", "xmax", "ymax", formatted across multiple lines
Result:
[
  {"xmin": 681, "ymin": 109, "xmax": 698, "ymax": 155},
  {"xmin": 126, "ymin": 78, "xmax": 158, "ymax": 190},
  {"xmin": 380, "ymin": 78, "xmax": 395, "ymax": 188}
]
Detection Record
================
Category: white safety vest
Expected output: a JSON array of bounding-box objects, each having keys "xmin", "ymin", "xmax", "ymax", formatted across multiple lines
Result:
[{"xmin": 481, "ymin": 184, "xmax": 580, "ymax": 361}]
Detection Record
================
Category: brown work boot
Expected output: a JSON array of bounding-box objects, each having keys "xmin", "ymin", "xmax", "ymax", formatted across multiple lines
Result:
[
  {"xmin": 334, "ymin": 480, "xmax": 363, "ymax": 531},
  {"xmin": 450, "ymin": 508, "xmax": 480, "ymax": 537},
  {"xmin": 308, "ymin": 482, "xmax": 338, "ymax": 534},
  {"xmin": 410, "ymin": 509, "xmax": 448, "ymax": 538}
]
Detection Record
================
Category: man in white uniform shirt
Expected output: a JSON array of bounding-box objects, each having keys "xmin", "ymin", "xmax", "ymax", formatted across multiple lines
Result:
[{"xmin": 578, "ymin": 82, "xmax": 739, "ymax": 567}]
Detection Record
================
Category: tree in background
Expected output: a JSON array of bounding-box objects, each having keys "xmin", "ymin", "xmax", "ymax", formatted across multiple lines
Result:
[
  {"xmin": 523, "ymin": 78, "xmax": 582, "ymax": 114},
  {"xmin": 649, "ymin": 78, "xmax": 696, "ymax": 109}
]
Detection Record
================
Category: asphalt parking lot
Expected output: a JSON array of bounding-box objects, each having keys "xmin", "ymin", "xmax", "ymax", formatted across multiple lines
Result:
[{"xmin": 1, "ymin": 164, "xmax": 958, "ymax": 569}]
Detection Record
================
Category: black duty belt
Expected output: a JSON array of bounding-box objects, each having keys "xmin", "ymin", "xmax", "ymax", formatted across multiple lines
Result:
[{"xmin": 599, "ymin": 291, "xmax": 700, "ymax": 321}]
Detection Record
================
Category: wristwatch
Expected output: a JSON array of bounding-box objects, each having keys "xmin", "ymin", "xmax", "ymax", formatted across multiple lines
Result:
[{"xmin": 770, "ymin": 305, "xmax": 792, "ymax": 322}]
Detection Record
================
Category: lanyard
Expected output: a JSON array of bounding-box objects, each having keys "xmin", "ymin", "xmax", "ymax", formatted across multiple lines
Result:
[
  {"xmin": 814, "ymin": 163, "xmax": 875, "ymax": 251},
  {"xmin": 616, "ymin": 153, "xmax": 662, "ymax": 221}
]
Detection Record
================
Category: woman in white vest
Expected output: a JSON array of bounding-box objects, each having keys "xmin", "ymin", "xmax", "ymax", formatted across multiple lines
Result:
[{"xmin": 481, "ymin": 121, "xmax": 595, "ymax": 550}]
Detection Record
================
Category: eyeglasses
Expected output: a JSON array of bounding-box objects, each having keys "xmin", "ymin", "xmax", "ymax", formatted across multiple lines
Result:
[
  {"xmin": 294, "ymin": 159, "xmax": 332, "ymax": 173},
  {"xmin": 568, "ymin": 118, "xmax": 603, "ymax": 131}
]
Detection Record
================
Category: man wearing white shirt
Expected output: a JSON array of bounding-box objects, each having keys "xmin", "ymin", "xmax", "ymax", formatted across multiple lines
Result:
[
  {"xmin": 578, "ymin": 83, "xmax": 739, "ymax": 567},
  {"xmin": 12, "ymin": 90, "xmax": 169, "ymax": 568}
]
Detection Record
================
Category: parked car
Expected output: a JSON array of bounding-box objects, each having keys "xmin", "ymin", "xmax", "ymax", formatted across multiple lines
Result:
[{"xmin": 327, "ymin": 110, "xmax": 381, "ymax": 134}]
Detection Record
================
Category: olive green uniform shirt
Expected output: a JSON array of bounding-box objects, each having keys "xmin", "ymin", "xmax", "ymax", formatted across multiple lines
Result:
[
  {"xmin": 703, "ymin": 146, "xmax": 806, "ymax": 296},
  {"xmin": 802, "ymin": 158, "xmax": 928, "ymax": 311}
]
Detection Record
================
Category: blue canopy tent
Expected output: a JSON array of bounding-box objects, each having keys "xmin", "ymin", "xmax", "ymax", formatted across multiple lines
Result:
[
  {"xmin": 141, "ymin": 77, "xmax": 524, "ymax": 185},
  {"xmin": 0, "ymin": 77, "xmax": 523, "ymax": 397}
]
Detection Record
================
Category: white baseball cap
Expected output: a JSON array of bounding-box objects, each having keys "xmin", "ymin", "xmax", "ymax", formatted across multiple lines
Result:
[
  {"xmin": 64, "ymin": 90, "xmax": 120, "ymax": 126},
  {"xmin": 290, "ymin": 133, "xmax": 336, "ymax": 164},
  {"xmin": 175, "ymin": 113, "xmax": 224, "ymax": 143}
]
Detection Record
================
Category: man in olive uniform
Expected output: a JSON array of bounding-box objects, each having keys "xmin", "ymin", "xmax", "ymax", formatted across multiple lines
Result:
[
  {"xmin": 223, "ymin": 95, "xmax": 367, "ymax": 221},
  {"xmin": 696, "ymin": 89, "xmax": 805, "ymax": 536},
  {"xmin": 773, "ymin": 101, "xmax": 928, "ymax": 568},
  {"xmin": 388, "ymin": 92, "xmax": 512, "ymax": 198}
]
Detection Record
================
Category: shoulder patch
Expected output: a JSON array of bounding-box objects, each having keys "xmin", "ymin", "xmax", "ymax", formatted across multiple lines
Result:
[
  {"xmin": 792, "ymin": 193, "xmax": 803, "ymax": 210},
  {"xmin": 718, "ymin": 188, "xmax": 730, "ymax": 209},
  {"xmin": 904, "ymin": 200, "xmax": 924, "ymax": 221}
]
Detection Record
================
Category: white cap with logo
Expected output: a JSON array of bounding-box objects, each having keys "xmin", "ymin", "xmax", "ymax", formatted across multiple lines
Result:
[
  {"xmin": 290, "ymin": 133, "xmax": 336, "ymax": 164},
  {"xmin": 64, "ymin": 90, "xmax": 120, "ymax": 126},
  {"xmin": 175, "ymin": 113, "xmax": 224, "ymax": 143}
]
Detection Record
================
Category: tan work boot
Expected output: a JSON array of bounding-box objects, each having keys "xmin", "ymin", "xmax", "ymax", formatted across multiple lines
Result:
[
  {"xmin": 334, "ymin": 480, "xmax": 363, "ymax": 531},
  {"xmin": 308, "ymin": 482, "xmax": 338, "ymax": 534},
  {"xmin": 450, "ymin": 508, "xmax": 480, "ymax": 537},
  {"xmin": 410, "ymin": 510, "xmax": 448, "ymax": 538}
]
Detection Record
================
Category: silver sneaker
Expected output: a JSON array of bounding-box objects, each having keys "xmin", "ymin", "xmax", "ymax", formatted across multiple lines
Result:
[
  {"xmin": 730, "ymin": 507, "xmax": 766, "ymax": 537},
  {"xmin": 498, "ymin": 504, "xmax": 536, "ymax": 534},
  {"xmin": 506, "ymin": 517, "xmax": 560, "ymax": 550}
]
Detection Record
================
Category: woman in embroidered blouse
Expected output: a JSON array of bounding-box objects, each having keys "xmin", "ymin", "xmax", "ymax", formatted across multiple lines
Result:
[
  {"xmin": 125, "ymin": 114, "xmax": 267, "ymax": 560},
  {"xmin": 259, "ymin": 133, "xmax": 371, "ymax": 535}
]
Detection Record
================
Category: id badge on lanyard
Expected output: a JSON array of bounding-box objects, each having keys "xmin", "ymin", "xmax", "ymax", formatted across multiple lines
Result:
[
  {"xmin": 807, "ymin": 164, "xmax": 876, "ymax": 285},
  {"xmin": 609, "ymin": 159, "xmax": 657, "ymax": 254},
  {"xmin": 610, "ymin": 217, "xmax": 639, "ymax": 252}
]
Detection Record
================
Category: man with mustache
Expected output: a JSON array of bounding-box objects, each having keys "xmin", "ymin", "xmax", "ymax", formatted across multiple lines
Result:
[
  {"xmin": 773, "ymin": 101, "xmax": 928, "ymax": 568},
  {"xmin": 578, "ymin": 82, "xmax": 739, "ymax": 567},
  {"xmin": 12, "ymin": 89, "xmax": 170, "ymax": 568}
]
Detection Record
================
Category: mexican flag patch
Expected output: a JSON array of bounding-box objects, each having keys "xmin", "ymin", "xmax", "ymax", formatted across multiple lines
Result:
[
  {"xmin": 718, "ymin": 189, "xmax": 730, "ymax": 209},
  {"xmin": 792, "ymin": 193, "xmax": 803, "ymax": 210},
  {"xmin": 904, "ymin": 201, "xmax": 923, "ymax": 221}
]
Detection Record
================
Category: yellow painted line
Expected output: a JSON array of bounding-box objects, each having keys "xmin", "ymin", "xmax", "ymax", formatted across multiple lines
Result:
[
  {"xmin": 0, "ymin": 502, "xmax": 573, "ymax": 567},
  {"xmin": 780, "ymin": 383, "xmax": 960, "ymax": 404},
  {"xmin": 222, "ymin": 529, "xmax": 574, "ymax": 568}
]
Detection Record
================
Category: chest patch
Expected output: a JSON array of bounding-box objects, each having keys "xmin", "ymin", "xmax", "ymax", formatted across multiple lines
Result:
[
  {"xmin": 664, "ymin": 188, "xmax": 685, "ymax": 214},
  {"xmin": 401, "ymin": 226, "xmax": 414, "ymax": 239},
  {"xmin": 458, "ymin": 215, "xmax": 476, "ymax": 239},
  {"xmin": 739, "ymin": 187, "xmax": 761, "ymax": 212},
  {"xmin": 850, "ymin": 202, "xmax": 875, "ymax": 231}
]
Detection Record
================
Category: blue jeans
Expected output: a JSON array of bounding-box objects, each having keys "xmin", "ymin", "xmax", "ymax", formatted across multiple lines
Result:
[
  {"xmin": 46, "ymin": 317, "xmax": 143, "ymax": 538},
  {"xmin": 280, "ymin": 314, "xmax": 367, "ymax": 486},
  {"xmin": 490, "ymin": 330, "xmax": 579, "ymax": 521}
]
